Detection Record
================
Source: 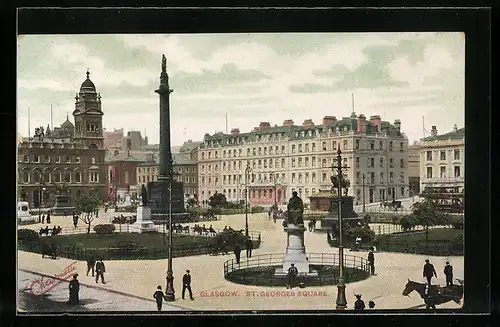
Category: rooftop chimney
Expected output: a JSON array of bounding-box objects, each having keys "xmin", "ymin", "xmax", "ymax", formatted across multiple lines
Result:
[
  {"xmin": 283, "ymin": 119, "xmax": 294, "ymax": 127},
  {"xmin": 231, "ymin": 128, "xmax": 240, "ymax": 135},
  {"xmin": 259, "ymin": 122, "xmax": 271, "ymax": 129},
  {"xmin": 431, "ymin": 126, "xmax": 438, "ymax": 137},
  {"xmin": 322, "ymin": 116, "xmax": 337, "ymax": 130},
  {"xmin": 357, "ymin": 114, "xmax": 367, "ymax": 134},
  {"xmin": 370, "ymin": 115, "xmax": 382, "ymax": 132},
  {"xmin": 302, "ymin": 119, "xmax": 314, "ymax": 127}
]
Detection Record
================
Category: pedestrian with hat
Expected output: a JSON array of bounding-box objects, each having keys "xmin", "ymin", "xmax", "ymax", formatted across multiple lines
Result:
[
  {"xmin": 354, "ymin": 294, "xmax": 365, "ymax": 310},
  {"xmin": 182, "ymin": 269, "xmax": 194, "ymax": 300},
  {"xmin": 68, "ymin": 273, "xmax": 80, "ymax": 305},
  {"xmin": 153, "ymin": 285, "xmax": 168, "ymax": 311}
]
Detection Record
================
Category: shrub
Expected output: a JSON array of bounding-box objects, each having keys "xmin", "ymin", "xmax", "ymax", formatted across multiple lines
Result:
[
  {"xmin": 18, "ymin": 229, "xmax": 40, "ymax": 243},
  {"xmin": 94, "ymin": 224, "xmax": 116, "ymax": 234},
  {"xmin": 251, "ymin": 205, "xmax": 266, "ymax": 213},
  {"xmin": 210, "ymin": 229, "xmax": 249, "ymax": 249},
  {"xmin": 111, "ymin": 240, "xmax": 143, "ymax": 250},
  {"xmin": 346, "ymin": 227, "xmax": 376, "ymax": 244},
  {"xmin": 451, "ymin": 232, "xmax": 464, "ymax": 248}
]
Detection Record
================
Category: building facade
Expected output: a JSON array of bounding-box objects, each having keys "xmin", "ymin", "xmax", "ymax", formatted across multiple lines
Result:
[
  {"xmin": 197, "ymin": 113, "xmax": 409, "ymax": 207},
  {"xmin": 136, "ymin": 152, "xmax": 199, "ymax": 198},
  {"xmin": 408, "ymin": 142, "xmax": 421, "ymax": 196},
  {"xmin": 17, "ymin": 70, "xmax": 107, "ymax": 207},
  {"xmin": 106, "ymin": 150, "xmax": 148, "ymax": 203},
  {"xmin": 419, "ymin": 125, "xmax": 465, "ymax": 192}
]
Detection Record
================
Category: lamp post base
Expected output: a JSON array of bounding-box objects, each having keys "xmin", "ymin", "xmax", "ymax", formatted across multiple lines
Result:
[
  {"xmin": 165, "ymin": 270, "xmax": 175, "ymax": 301},
  {"xmin": 335, "ymin": 282, "xmax": 347, "ymax": 309}
]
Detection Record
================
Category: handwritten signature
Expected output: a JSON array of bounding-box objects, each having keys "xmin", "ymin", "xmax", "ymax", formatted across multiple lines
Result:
[{"xmin": 24, "ymin": 261, "xmax": 78, "ymax": 296}]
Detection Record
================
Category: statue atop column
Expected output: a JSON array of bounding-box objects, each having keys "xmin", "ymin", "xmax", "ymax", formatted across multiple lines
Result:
[
  {"xmin": 161, "ymin": 54, "xmax": 167, "ymax": 73},
  {"xmin": 141, "ymin": 184, "xmax": 149, "ymax": 206},
  {"xmin": 287, "ymin": 191, "xmax": 304, "ymax": 225}
]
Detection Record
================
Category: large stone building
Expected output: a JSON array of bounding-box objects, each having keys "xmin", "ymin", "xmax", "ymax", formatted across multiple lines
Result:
[
  {"xmin": 17, "ymin": 70, "xmax": 107, "ymax": 207},
  {"xmin": 105, "ymin": 150, "xmax": 148, "ymax": 203},
  {"xmin": 419, "ymin": 125, "xmax": 465, "ymax": 192},
  {"xmin": 104, "ymin": 128, "xmax": 148, "ymax": 151},
  {"xmin": 408, "ymin": 142, "xmax": 421, "ymax": 196},
  {"xmin": 136, "ymin": 151, "xmax": 199, "ymax": 198},
  {"xmin": 197, "ymin": 113, "xmax": 410, "ymax": 207}
]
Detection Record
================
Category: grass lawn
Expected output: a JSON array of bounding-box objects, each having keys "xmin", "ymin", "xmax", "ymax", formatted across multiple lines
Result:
[
  {"xmin": 376, "ymin": 228, "xmax": 462, "ymax": 243},
  {"xmin": 50, "ymin": 232, "xmax": 211, "ymax": 249}
]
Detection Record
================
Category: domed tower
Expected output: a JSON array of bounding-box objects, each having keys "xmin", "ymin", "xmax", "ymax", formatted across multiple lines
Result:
[
  {"xmin": 60, "ymin": 115, "xmax": 75, "ymax": 138},
  {"xmin": 72, "ymin": 69, "xmax": 104, "ymax": 148}
]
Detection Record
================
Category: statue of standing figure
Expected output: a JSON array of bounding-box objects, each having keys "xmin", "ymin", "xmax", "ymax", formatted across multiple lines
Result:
[
  {"xmin": 141, "ymin": 185, "xmax": 149, "ymax": 206},
  {"xmin": 161, "ymin": 54, "xmax": 167, "ymax": 73},
  {"xmin": 287, "ymin": 191, "xmax": 304, "ymax": 226}
]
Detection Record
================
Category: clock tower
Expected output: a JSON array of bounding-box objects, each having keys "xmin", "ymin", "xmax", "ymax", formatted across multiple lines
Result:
[{"xmin": 73, "ymin": 69, "xmax": 104, "ymax": 149}]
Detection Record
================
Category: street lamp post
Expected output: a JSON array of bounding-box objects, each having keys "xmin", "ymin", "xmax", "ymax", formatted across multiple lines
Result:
[
  {"xmin": 165, "ymin": 160, "xmax": 175, "ymax": 301},
  {"xmin": 244, "ymin": 162, "xmax": 252, "ymax": 237},
  {"xmin": 362, "ymin": 173, "xmax": 366, "ymax": 213},
  {"xmin": 38, "ymin": 177, "xmax": 45, "ymax": 222},
  {"xmin": 333, "ymin": 145, "xmax": 349, "ymax": 310}
]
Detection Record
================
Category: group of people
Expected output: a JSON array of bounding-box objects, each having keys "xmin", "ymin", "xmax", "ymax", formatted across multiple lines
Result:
[
  {"xmin": 86, "ymin": 255, "xmax": 107, "ymax": 284},
  {"xmin": 354, "ymin": 294, "xmax": 376, "ymax": 310},
  {"xmin": 233, "ymin": 238, "xmax": 254, "ymax": 264},
  {"xmin": 40, "ymin": 212, "xmax": 51, "ymax": 224},
  {"xmin": 39, "ymin": 225, "xmax": 62, "ymax": 236},
  {"xmin": 153, "ymin": 269, "xmax": 194, "ymax": 311},
  {"xmin": 423, "ymin": 259, "xmax": 455, "ymax": 287}
]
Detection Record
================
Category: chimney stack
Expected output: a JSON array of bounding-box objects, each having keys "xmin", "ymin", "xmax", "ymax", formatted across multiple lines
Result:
[
  {"xmin": 231, "ymin": 128, "xmax": 240, "ymax": 135},
  {"xmin": 369, "ymin": 115, "xmax": 382, "ymax": 132},
  {"xmin": 357, "ymin": 114, "xmax": 367, "ymax": 134},
  {"xmin": 302, "ymin": 119, "xmax": 314, "ymax": 127},
  {"xmin": 322, "ymin": 116, "xmax": 337, "ymax": 130},
  {"xmin": 394, "ymin": 119, "xmax": 401, "ymax": 133},
  {"xmin": 283, "ymin": 119, "xmax": 294, "ymax": 127},
  {"xmin": 259, "ymin": 122, "xmax": 271, "ymax": 130},
  {"xmin": 431, "ymin": 126, "xmax": 438, "ymax": 137}
]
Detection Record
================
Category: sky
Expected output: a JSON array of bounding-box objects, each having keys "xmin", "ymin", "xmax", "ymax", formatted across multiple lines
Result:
[{"xmin": 17, "ymin": 32, "xmax": 465, "ymax": 146}]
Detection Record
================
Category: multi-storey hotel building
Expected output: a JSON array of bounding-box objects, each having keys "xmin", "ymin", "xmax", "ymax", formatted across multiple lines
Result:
[
  {"xmin": 197, "ymin": 112, "xmax": 409, "ymax": 207},
  {"xmin": 419, "ymin": 125, "xmax": 465, "ymax": 192}
]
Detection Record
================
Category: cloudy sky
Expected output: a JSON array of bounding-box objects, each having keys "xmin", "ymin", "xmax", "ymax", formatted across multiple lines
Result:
[{"xmin": 17, "ymin": 32, "xmax": 464, "ymax": 146}]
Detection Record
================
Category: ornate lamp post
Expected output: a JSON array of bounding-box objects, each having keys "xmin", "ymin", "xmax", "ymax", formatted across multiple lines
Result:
[
  {"xmin": 332, "ymin": 145, "xmax": 349, "ymax": 310},
  {"xmin": 165, "ymin": 158, "xmax": 175, "ymax": 301},
  {"xmin": 244, "ymin": 162, "xmax": 252, "ymax": 237},
  {"xmin": 362, "ymin": 173, "xmax": 366, "ymax": 213},
  {"xmin": 38, "ymin": 177, "xmax": 46, "ymax": 222}
]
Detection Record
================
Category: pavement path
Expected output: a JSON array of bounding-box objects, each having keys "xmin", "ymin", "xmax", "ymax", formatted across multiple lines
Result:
[{"xmin": 18, "ymin": 209, "xmax": 463, "ymax": 311}]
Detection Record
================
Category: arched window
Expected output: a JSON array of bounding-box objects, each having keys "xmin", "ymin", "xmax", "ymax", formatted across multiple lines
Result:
[
  {"xmin": 23, "ymin": 171, "xmax": 30, "ymax": 183},
  {"xmin": 75, "ymin": 170, "xmax": 81, "ymax": 183},
  {"xmin": 43, "ymin": 170, "xmax": 50, "ymax": 183},
  {"xmin": 33, "ymin": 170, "xmax": 41, "ymax": 183},
  {"xmin": 64, "ymin": 170, "xmax": 71, "ymax": 183},
  {"xmin": 53, "ymin": 170, "xmax": 61, "ymax": 183},
  {"xmin": 89, "ymin": 144, "xmax": 98, "ymax": 149}
]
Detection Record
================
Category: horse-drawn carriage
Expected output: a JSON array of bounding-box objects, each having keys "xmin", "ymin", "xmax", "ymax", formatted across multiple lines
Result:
[{"xmin": 403, "ymin": 278, "xmax": 464, "ymax": 309}]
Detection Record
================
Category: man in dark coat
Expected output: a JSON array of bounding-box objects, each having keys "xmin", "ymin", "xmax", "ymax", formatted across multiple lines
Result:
[
  {"xmin": 41, "ymin": 214, "xmax": 45, "ymax": 224},
  {"xmin": 46, "ymin": 212, "xmax": 51, "ymax": 224},
  {"xmin": 423, "ymin": 259, "xmax": 437, "ymax": 285},
  {"xmin": 182, "ymin": 270, "xmax": 194, "ymax": 300},
  {"xmin": 444, "ymin": 261, "xmax": 454, "ymax": 286},
  {"xmin": 68, "ymin": 274, "xmax": 80, "ymax": 305},
  {"xmin": 153, "ymin": 285, "xmax": 168, "ymax": 311},
  {"xmin": 354, "ymin": 294, "xmax": 365, "ymax": 310},
  {"xmin": 95, "ymin": 259, "xmax": 106, "ymax": 284},
  {"xmin": 367, "ymin": 247, "xmax": 375, "ymax": 275},
  {"xmin": 87, "ymin": 254, "xmax": 96, "ymax": 277},
  {"xmin": 287, "ymin": 263, "xmax": 298, "ymax": 289},
  {"xmin": 73, "ymin": 214, "xmax": 78, "ymax": 229},
  {"xmin": 234, "ymin": 243, "xmax": 241, "ymax": 264},
  {"xmin": 245, "ymin": 238, "xmax": 253, "ymax": 258}
]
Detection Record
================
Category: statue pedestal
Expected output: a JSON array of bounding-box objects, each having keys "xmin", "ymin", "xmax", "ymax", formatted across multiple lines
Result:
[
  {"xmin": 129, "ymin": 206, "xmax": 157, "ymax": 233},
  {"xmin": 274, "ymin": 224, "xmax": 317, "ymax": 277}
]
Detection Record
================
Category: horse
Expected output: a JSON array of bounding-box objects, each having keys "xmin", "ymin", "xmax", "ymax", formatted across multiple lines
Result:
[
  {"xmin": 182, "ymin": 226, "xmax": 190, "ymax": 234},
  {"xmin": 402, "ymin": 279, "xmax": 463, "ymax": 310}
]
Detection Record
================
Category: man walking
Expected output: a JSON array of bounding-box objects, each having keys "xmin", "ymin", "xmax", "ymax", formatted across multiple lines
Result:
[
  {"xmin": 367, "ymin": 247, "xmax": 375, "ymax": 275},
  {"xmin": 286, "ymin": 263, "xmax": 298, "ymax": 289},
  {"xmin": 68, "ymin": 274, "xmax": 80, "ymax": 305},
  {"xmin": 423, "ymin": 259, "xmax": 437, "ymax": 285},
  {"xmin": 41, "ymin": 214, "xmax": 45, "ymax": 224},
  {"xmin": 46, "ymin": 211, "xmax": 51, "ymax": 224},
  {"xmin": 95, "ymin": 258, "xmax": 106, "ymax": 284},
  {"xmin": 86, "ymin": 254, "xmax": 96, "ymax": 277},
  {"xmin": 245, "ymin": 238, "xmax": 253, "ymax": 258},
  {"xmin": 182, "ymin": 270, "xmax": 194, "ymax": 300},
  {"xmin": 73, "ymin": 213, "xmax": 78, "ymax": 229},
  {"xmin": 234, "ymin": 243, "xmax": 241, "ymax": 264},
  {"xmin": 444, "ymin": 261, "xmax": 454, "ymax": 287},
  {"xmin": 153, "ymin": 285, "xmax": 168, "ymax": 311}
]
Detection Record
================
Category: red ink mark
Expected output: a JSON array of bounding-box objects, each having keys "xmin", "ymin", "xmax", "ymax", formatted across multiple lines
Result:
[{"xmin": 24, "ymin": 261, "xmax": 78, "ymax": 296}]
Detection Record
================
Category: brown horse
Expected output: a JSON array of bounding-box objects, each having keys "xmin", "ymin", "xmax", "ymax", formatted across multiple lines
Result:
[{"xmin": 402, "ymin": 279, "xmax": 463, "ymax": 310}]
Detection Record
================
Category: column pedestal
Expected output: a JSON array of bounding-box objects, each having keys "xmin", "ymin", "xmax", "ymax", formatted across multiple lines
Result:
[
  {"xmin": 129, "ymin": 206, "xmax": 157, "ymax": 233},
  {"xmin": 275, "ymin": 224, "xmax": 317, "ymax": 277}
]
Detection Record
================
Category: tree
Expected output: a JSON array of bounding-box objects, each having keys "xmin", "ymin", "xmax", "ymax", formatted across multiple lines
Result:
[
  {"xmin": 410, "ymin": 200, "xmax": 452, "ymax": 246},
  {"xmin": 74, "ymin": 193, "xmax": 102, "ymax": 234},
  {"xmin": 187, "ymin": 197, "xmax": 198, "ymax": 208},
  {"xmin": 53, "ymin": 182, "xmax": 68, "ymax": 195},
  {"xmin": 209, "ymin": 192, "xmax": 227, "ymax": 208}
]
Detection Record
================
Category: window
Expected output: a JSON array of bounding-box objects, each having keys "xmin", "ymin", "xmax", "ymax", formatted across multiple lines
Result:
[
  {"xmin": 292, "ymin": 158, "xmax": 296, "ymax": 168},
  {"xmin": 89, "ymin": 171, "xmax": 99, "ymax": 183},
  {"xmin": 305, "ymin": 157, "xmax": 309, "ymax": 167},
  {"xmin": 400, "ymin": 159, "xmax": 404, "ymax": 168},
  {"xmin": 454, "ymin": 166, "xmax": 461, "ymax": 177},
  {"xmin": 332, "ymin": 141, "xmax": 337, "ymax": 150},
  {"xmin": 64, "ymin": 171, "xmax": 71, "ymax": 182},
  {"xmin": 356, "ymin": 172, "xmax": 360, "ymax": 182},
  {"xmin": 426, "ymin": 167, "xmax": 433, "ymax": 178},
  {"xmin": 389, "ymin": 159, "xmax": 394, "ymax": 168},
  {"xmin": 91, "ymin": 157, "xmax": 96, "ymax": 164},
  {"xmin": 379, "ymin": 141, "xmax": 383, "ymax": 150},
  {"xmin": 312, "ymin": 156, "xmax": 316, "ymax": 167},
  {"xmin": 44, "ymin": 155, "xmax": 51, "ymax": 163},
  {"xmin": 24, "ymin": 155, "xmax": 29, "ymax": 163},
  {"xmin": 401, "ymin": 187, "xmax": 405, "ymax": 196},
  {"xmin": 282, "ymin": 145, "xmax": 285, "ymax": 153},
  {"xmin": 400, "ymin": 142, "xmax": 404, "ymax": 151},
  {"xmin": 312, "ymin": 143, "xmax": 316, "ymax": 152},
  {"xmin": 75, "ymin": 171, "xmax": 81, "ymax": 183},
  {"xmin": 380, "ymin": 172, "xmax": 384, "ymax": 184},
  {"xmin": 343, "ymin": 140, "xmax": 348, "ymax": 149},
  {"xmin": 440, "ymin": 151, "xmax": 446, "ymax": 161},
  {"xmin": 298, "ymin": 158, "xmax": 302, "ymax": 167},
  {"xmin": 305, "ymin": 173, "xmax": 309, "ymax": 183},
  {"xmin": 322, "ymin": 172, "xmax": 327, "ymax": 182},
  {"xmin": 312, "ymin": 173, "xmax": 316, "ymax": 183},
  {"xmin": 33, "ymin": 170, "xmax": 40, "ymax": 183},
  {"xmin": 322, "ymin": 159, "xmax": 327, "ymax": 167},
  {"xmin": 23, "ymin": 171, "xmax": 30, "ymax": 183},
  {"xmin": 65, "ymin": 156, "xmax": 71, "ymax": 163},
  {"xmin": 298, "ymin": 144, "xmax": 303, "ymax": 153},
  {"xmin": 380, "ymin": 158, "xmax": 384, "ymax": 168},
  {"xmin": 454, "ymin": 149, "xmax": 460, "ymax": 160},
  {"xmin": 292, "ymin": 145, "xmax": 296, "ymax": 153},
  {"xmin": 400, "ymin": 172, "xmax": 405, "ymax": 182},
  {"xmin": 426, "ymin": 151, "xmax": 432, "ymax": 161},
  {"xmin": 370, "ymin": 158, "xmax": 375, "ymax": 168},
  {"xmin": 355, "ymin": 139, "xmax": 360, "ymax": 149},
  {"xmin": 370, "ymin": 172, "xmax": 375, "ymax": 184},
  {"xmin": 312, "ymin": 188, "xmax": 316, "ymax": 194},
  {"xmin": 292, "ymin": 173, "xmax": 296, "ymax": 183},
  {"xmin": 75, "ymin": 156, "xmax": 81, "ymax": 164},
  {"xmin": 389, "ymin": 172, "xmax": 394, "ymax": 183},
  {"xmin": 305, "ymin": 143, "xmax": 309, "ymax": 152},
  {"xmin": 33, "ymin": 155, "xmax": 40, "ymax": 163},
  {"xmin": 440, "ymin": 166, "xmax": 446, "ymax": 178},
  {"xmin": 53, "ymin": 170, "xmax": 61, "ymax": 183},
  {"xmin": 389, "ymin": 142, "xmax": 393, "ymax": 151},
  {"xmin": 298, "ymin": 173, "xmax": 303, "ymax": 183},
  {"xmin": 370, "ymin": 141, "xmax": 375, "ymax": 150},
  {"xmin": 124, "ymin": 171, "xmax": 129, "ymax": 184},
  {"xmin": 322, "ymin": 142, "xmax": 327, "ymax": 151},
  {"xmin": 356, "ymin": 157, "xmax": 360, "ymax": 168}
]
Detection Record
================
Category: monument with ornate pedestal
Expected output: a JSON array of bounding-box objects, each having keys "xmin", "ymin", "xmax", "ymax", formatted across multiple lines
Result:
[
  {"xmin": 318, "ymin": 196, "xmax": 360, "ymax": 231},
  {"xmin": 130, "ymin": 185, "xmax": 157, "ymax": 233},
  {"xmin": 275, "ymin": 192, "xmax": 318, "ymax": 277}
]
